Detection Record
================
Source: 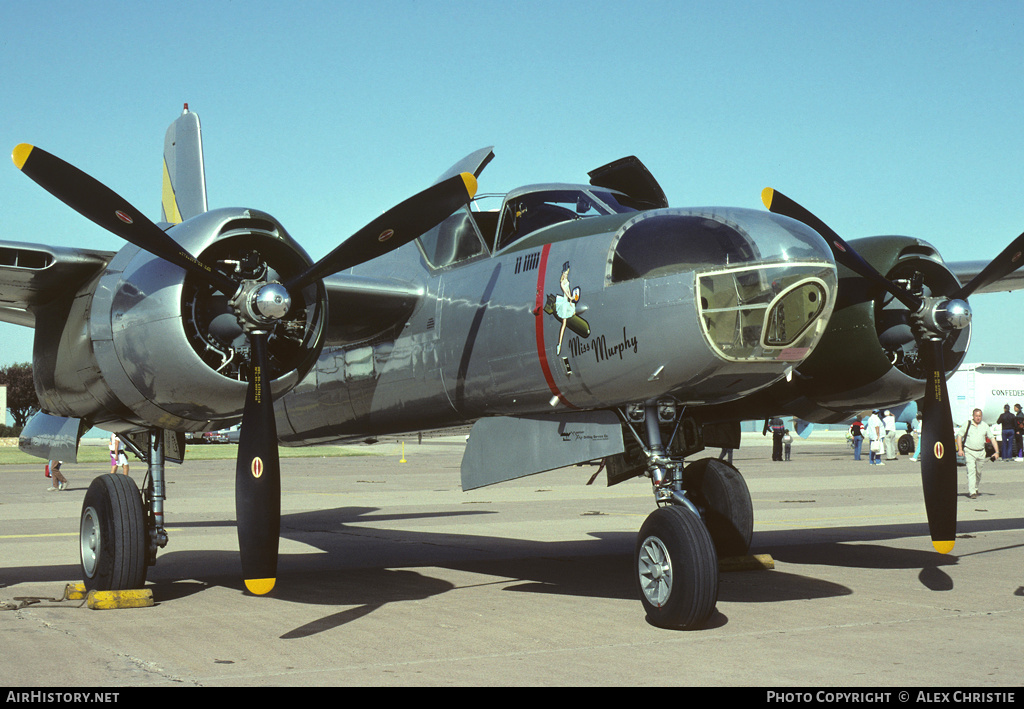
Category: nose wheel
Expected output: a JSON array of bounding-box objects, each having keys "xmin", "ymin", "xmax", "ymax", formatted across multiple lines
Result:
[{"xmin": 636, "ymin": 505, "xmax": 718, "ymax": 629}]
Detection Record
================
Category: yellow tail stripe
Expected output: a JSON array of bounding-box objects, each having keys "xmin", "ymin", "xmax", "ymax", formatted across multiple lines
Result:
[{"xmin": 161, "ymin": 160, "xmax": 183, "ymax": 224}]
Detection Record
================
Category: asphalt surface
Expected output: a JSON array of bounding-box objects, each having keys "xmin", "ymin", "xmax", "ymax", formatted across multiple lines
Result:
[{"xmin": 1, "ymin": 434, "xmax": 1022, "ymax": 687}]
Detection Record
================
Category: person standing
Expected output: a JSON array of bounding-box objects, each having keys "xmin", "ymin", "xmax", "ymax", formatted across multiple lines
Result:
[
  {"xmin": 1015, "ymin": 403, "xmax": 1024, "ymax": 461},
  {"xmin": 782, "ymin": 429, "xmax": 793, "ymax": 461},
  {"xmin": 883, "ymin": 410, "xmax": 898, "ymax": 460},
  {"xmin": 996, "ymin": 404, "xmax": 1016, "ymax": 462},
  {"xmin": 110, "ymin": 433, "xmax": 130, "ymax": 476},
  {"xmin": 909, "ymin": 413, "xmax": 923, "ymax": 462},
  {"xmin": 867, "ymin": 410, "xmax": 884, "ymax": 465},
  {"xmin": 957, "ymin": 408, "xmax": 999, "ymax": 498},
  {"xmin": 850, "ymin": 418, "xmax": 864, "ymax": 461},
  {"xmin": 763, "ymin": 416, "xmax": 785, "ymax": 461}
]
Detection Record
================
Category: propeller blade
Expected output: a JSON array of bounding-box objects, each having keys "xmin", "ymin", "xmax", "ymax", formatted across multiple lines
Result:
[
  {"xmin": 12, "ymin": 143, "xmax": 238, "ymax": 296},
  {"xmin": 284, "ymin": 172, "xmax": 477, "ymax": 292},
  {"xmin": 918, "ymin": 338, "xmax": 957, "ymax": 553},
  {"xmin": 234, "ymin": 331, "xmax": 281, "ymax": 595},
  {"xmin": 953, "ymin": 230, "xmax": 1024, "ymax": 299},
  {"xmin": 761, "ymin": 188, "xmax": 923, "ymax": 311}
]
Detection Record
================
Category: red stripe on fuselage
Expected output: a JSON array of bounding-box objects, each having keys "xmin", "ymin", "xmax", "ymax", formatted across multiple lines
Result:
[{"xmin": 534, "ymin": 244, "xmax": 575, "ymax": 408}]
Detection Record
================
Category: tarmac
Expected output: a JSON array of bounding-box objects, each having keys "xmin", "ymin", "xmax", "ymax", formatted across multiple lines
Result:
[{"xmin": 1, "ymin": 433, "xmax": 1022, "ymax": 688}]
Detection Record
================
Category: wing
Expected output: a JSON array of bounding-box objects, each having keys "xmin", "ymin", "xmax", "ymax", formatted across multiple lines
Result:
[
  {"xmin": 0, "ymin": 239, "xmax": 114, "ymax": 327},
  {"xmin": 947, "ymin": 259, "xmax": 1024, "ymax": 294},
  {"xmin": 322, "ymin": 272, "xmax": 423, "ymax": 346}
]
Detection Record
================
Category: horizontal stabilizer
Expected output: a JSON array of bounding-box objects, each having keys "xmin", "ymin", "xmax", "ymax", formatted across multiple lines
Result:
[{"xmin": 461, "ymin": 411, "xmax": 624, "ymax": 490}]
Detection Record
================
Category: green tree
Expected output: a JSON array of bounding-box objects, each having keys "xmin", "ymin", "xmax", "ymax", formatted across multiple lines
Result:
[{"xmin": 0, "ymin": 362, "xmax": 39, "ymax": 428}]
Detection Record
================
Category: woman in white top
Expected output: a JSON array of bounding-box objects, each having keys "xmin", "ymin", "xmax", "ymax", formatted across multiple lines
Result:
[{"xmin": 109, "ymin": 433, "xmax": 130, "ymax": 475}]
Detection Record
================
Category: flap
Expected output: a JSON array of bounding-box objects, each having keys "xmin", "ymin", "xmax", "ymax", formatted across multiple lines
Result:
[
  {"xmin": 461, "ymin": 410, "xmax": 624, "ymax": 490},
  {"xmin": 588, "ymin": 156, "xmax": 668, "ymax": 209},
  {"xmin": 19, "ymin": 412, "xmax": 85, "ymax": 463}
]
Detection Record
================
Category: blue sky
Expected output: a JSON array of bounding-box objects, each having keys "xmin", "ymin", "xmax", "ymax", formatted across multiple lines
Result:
[{"xmin": 2, "ymin": 0, "xmax": 1023, "ymax": 367}]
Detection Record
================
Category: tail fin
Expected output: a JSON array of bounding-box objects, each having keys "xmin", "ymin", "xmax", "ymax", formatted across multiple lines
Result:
[{"xmin": 161, "ymin": 104, "xmax": 208, "ymax": 223}]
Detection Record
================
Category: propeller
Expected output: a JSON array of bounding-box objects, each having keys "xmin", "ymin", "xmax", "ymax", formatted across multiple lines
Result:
[
  {"xmin": 13, "ymin": 144, "xmax": 239, "ymax": 296},
  {"xmin": 14, "ymin": 142, "xmax": 477, "ymax": 593},
  {"xmin": 761, "ymin": 188, "xmax": 1024, "ymax": 554}
]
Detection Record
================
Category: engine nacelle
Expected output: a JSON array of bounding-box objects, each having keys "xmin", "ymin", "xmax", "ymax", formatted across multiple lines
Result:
[{"xmin": 33, "ymin": 208, "xmax": 326, "ymax": 432}]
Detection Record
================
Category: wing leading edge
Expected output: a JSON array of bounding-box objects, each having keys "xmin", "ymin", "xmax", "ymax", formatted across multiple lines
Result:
[
  {"xmin": 0, "ymin": 239, "xmax": 114, "ymax": 328},
  {"xmin": 948, "ymin": 259, "xmax": 1024, "ymax": 294}
]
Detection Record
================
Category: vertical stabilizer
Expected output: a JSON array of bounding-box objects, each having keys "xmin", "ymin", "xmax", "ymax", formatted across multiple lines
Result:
[{"xmin": 161, "ymin": 104, "xmax": 208, "ymax": 223}]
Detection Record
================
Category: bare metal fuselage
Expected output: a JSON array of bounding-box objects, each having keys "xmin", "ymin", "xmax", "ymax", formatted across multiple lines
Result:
[{"xmin": 278, "ymin": 206, "xmax": 836, "ymax": 443}]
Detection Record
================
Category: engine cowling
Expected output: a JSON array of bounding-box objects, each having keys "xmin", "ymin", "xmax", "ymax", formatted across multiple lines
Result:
[{"xmin": 33, "ymin": 208, "xmax": 326, "ymax": 431}]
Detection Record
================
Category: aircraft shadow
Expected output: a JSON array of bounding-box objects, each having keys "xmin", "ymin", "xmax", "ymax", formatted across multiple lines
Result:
[{"xmin": 8, "ymin": 506, "xmax": 1020, "ymax": 638}]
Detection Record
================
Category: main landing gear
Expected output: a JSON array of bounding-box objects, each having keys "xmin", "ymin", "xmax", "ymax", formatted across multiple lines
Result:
[
  {"xmin": 621, "ymin": 403, "xmax": 753, "ymax": 629},
  {"xmin": 80, "ymin": 429, "xmax": 171, "ymax": 591}
]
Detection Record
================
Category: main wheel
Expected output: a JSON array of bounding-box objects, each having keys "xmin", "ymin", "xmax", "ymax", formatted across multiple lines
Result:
[
  {"xmin": 80, "ymin": 474, "xmax": 148, "ymax": 591},
  {"xmin": 635, "ymin": 505, "xmax": 718, "ymax": 629},
  {"xmin": 898, "ymin": 433, "xmax": 914, "ymax": 455},
  {"xmin": 682, "ymin": 457, "xmax": 753, "ymax": 557}
]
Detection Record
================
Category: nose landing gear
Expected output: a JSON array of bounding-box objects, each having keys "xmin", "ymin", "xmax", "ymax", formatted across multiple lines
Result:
[{"xmin": 622, "ymin": 402, "xmax": 752, "ymax": 629}]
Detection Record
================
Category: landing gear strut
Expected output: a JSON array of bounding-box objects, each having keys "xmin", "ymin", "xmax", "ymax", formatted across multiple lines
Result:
[
  {"xmin": 78, "ymin": 428, "xmax": 172, "ymax": 591},
  {"xmin": 621, "ymin": 402, "xmax": 750, "ymax": 629}
]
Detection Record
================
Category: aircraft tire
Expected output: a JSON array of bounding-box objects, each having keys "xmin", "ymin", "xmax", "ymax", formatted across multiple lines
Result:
[
  {"xmin": 682, "ymin": 458, "xmax": 753, "ymax": 557},
  {"xmin": 80, "ymin": 474, "xmax": 148, "ymax": 592},
  {"xmin": 898, "ymin": 433, "xmax": 915, "ymax": 455},
  {"xmin": 635, "ymin": 505, "xmax": 718, "ymax": 629}
]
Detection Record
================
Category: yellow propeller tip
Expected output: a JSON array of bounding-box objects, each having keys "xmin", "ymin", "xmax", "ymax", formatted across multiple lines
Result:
[
  {"xmin": 460, "ymin": 172, "xmax": 478, "ymax": 199},
  {"xmin": 932, "ymin": 540, "xmax": 955, "ymax": 554},
  {"xmin": 761, "ymin": 187, "xmax": 775, "ymax": 209},
  {"xmin": 244, "ymin": 578, "xmax": 276, "ymax": 595},
  {"xmin": 12, "ymin": 143, "xmax": 33, "ymax": 170}
]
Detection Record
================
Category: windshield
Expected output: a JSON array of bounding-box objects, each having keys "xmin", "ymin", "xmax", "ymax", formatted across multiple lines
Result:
[{"xmin": 496, "ymin": 188, "xmax": 635, "ymax": 250}]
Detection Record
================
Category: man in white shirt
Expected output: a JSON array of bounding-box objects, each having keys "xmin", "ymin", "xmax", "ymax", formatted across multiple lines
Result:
[
  {"xmin": 957, "ymin": 408, "xmax": 999, "ymax": 498},
  {"xmin": 883, "ymin": 410, "xmax": 898, "ymax": 460},
  {"xmin": 866, "ymin": 410, "xmax": 884, "ymax": 465}
]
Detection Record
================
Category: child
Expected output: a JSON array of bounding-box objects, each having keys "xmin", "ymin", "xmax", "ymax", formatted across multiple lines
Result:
[{"xmin": 782, "ymin": 429, "xmax": 793, "ymax": 461}]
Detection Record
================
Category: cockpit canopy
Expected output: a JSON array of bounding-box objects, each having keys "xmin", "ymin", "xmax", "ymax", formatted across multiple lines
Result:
[{"xmin": 418, "ymin": 184, "xmax": 638, "ymax": 270}]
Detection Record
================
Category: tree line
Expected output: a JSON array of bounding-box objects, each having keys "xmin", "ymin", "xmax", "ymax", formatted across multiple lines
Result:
[{"xmin": 0, "ymin": 363, "xmax": 40, "ymax": 435}]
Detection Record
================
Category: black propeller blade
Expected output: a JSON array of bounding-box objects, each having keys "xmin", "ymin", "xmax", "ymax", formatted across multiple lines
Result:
[
  {"xmin": 762, "ymin": 187, "xmax": 957, "ymax": 553},
  {"xmin": 919, "ymin": 339, "xmax": 956, "ymax": 553},
  {"xmin": 13, "ymin": 144, "xmax": 239, "ymax": 296},
  {"xmin": 14, "ymin": 139, "xmax": 478, "ymax": 594},
  {"xmin": 952, "ymin": 230, "xmax": 1024, "ymax": 300},
  {"xmin": 762, "ymin": 188, "xmax": 923, "ymax": 311},
  {"xmin": 284, "ymin": 172, "xmax": 477, "ymax": 292},
  {"xmin": 235, "ymin": 331, "xmax": 281, "ymax": 594}
]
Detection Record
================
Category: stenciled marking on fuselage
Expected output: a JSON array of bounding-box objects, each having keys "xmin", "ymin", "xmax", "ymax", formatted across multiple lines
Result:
[
  {"xmin": 514, "ymin": 251, "xmax": 541, "ymax": 274},
  {"xmin": 558, "ymin": 428, "xmax": 612, "ymax": 443},
  {"xmin": 567, "ymin": 326, "xmax": 639, "ymax": 363}
]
